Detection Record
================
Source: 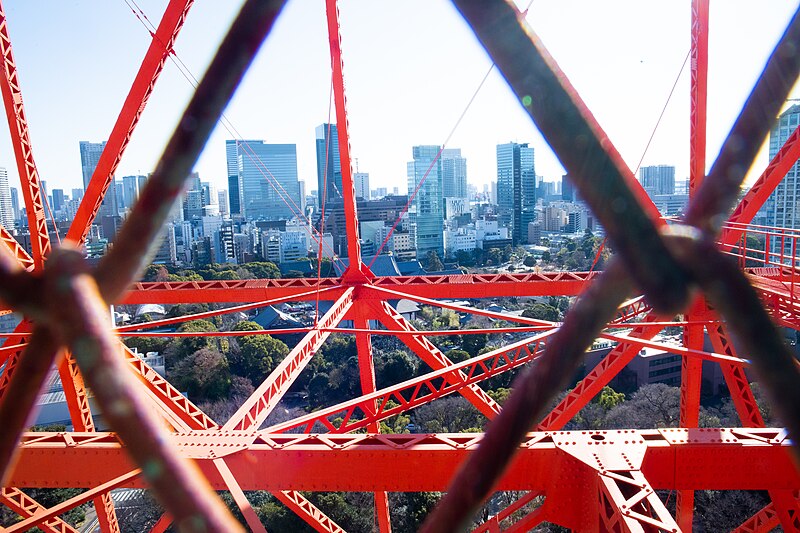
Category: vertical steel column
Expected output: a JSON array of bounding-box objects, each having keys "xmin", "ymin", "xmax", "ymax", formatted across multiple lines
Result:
[
  {"xmin": 324, "ymin": 0, "xmax": 363, "ymax": 270},
  {"xmin": 354, "ymin": 305, "xmax": 393, "ymax": 533},
  {"xmin": 0, "ymin": 1, "xmax": 50, "ymax": 269},
  {"xmin": 679, "ymin": 1, "xmax": 708, "ymax": 527}
]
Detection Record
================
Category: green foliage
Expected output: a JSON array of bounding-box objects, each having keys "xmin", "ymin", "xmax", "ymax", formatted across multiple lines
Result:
[
  {"xmin": 244, "ymin": 261, "xmax": 281, "ymax": 279},
  {"xmin": 164, "ymin": 319, "xmax": 219, "ymax": 368},
  {"xmin": 376, "ymin": 350, "xmax": 417, "ymax": 388},
  {"xmin": 142, "ymin": 264, "xmax": 169, "ymax": 282},
  {"xmin": 598, "ymin": 385, "xmax": 625, "ymax": 410},
  {"xmin": 445, "ymin": 349, "xmax": 470, "ymax": 364},
  {"xmin": 523, "ymin": 255, "xmax": 537, "ymax": 267},
  {"xmin": 378, "ymin": 400, "xmax": 411, "ymax": 434},
  {"xmin": 228, "ymin": 322, "xmax": 289, "ymax": 386},
  {"xmin": 487, "ymin": 387, "xmax": 511, "ymax": 405},
  {"xmin": 460, "ymin": 330, "xmax": 488, "ymax": 357},
  {"xmin": 165, "ymin": 303, "xmax": 209, "ymax": 319},
  {"xmin": 171, "ymin": 347, "xmax": 231, "ymax": 400},
  {"xmin": 521, "ymin": 302, "xmax": 561, "ymax": 322}
]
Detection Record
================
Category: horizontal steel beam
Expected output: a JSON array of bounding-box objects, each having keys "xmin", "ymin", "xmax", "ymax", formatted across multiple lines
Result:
[{"xmin": 9, "ymin": 428, "xmax": 797, "ymax": 492}]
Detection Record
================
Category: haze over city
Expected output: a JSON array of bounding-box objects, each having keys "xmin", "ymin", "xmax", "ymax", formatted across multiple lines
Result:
[{"xmin": 0, "ymin": 0, "xmax": 796, "ymax": 195}]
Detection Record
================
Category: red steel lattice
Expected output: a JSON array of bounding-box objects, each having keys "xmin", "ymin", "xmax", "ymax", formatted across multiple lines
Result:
[{"xmin": 0, "ymin": 0, "xmax": 799, "ymax": 532}]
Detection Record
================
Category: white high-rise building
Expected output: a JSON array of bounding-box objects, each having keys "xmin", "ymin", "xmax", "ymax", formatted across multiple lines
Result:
[
  {"xmin": 441, "ymin": 148, "xmax": 468, "ymax": 200},
  {"xmin": 765, "ymin": 104, "xmax": 800, "ymax": 259},
  {"xmin": 0, "ymin": 168, "xmax": 13, "ymax": 229},
  {"xmin": 354, "ymin": 172, "xmax": 370, "ymax": 200}
]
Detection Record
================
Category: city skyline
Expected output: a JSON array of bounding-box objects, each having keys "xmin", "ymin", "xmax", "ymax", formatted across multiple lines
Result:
[{"xmin": 0, "ymin": 1, "xmax": 795, "ymax": 200}]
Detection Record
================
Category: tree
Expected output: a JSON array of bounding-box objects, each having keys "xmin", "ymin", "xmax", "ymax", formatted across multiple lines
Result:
[
  {"xmin": 445, "ymin": 349, "xmax": 470, "ymax": 364},
  {"xmin": 426, "ymin": 250, "xmax": 444, "ymax": 272},
  {"xmin": 598, "ymin": 385, "xmax": 625, "ymax": 410},
  {"xmin": 172, "ymin": 347, "xmax": 231, "ymax": 401},
  {"xmin": 461, "ymin": 330, "xmax": 488, "ymax": 357},
  {"xmin": 228, "ymin": 321, "xmax": 289, "ymax": 385},
  {"xmin": 142, "ymin": 264, "xmax": 169, "ymax": 282},
  {"xmin": 523, "ymin": 255, "xmax": 537, "ymax": 267},
  {"xmin": 605, "ymin": 383, "xmax": 680, "ymax": 429},
  {"xmin": 522, "ymin": 302, "xmax": 561, "ymax": 322},
  {"xmin": 164, "ymin": 319, "xmax": 219, "ymax": 368},
  {"xmin": 376, "ymin": 350, "xmax": 417, "ymax": 388},
  {"xmin": 245, "ymin": 261, "xmax": 281, "ymax": 279}
]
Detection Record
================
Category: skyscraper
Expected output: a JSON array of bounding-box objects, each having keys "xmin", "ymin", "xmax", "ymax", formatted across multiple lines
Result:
[
  {"xmin": 0, "ymin": 168, "xmax": 13, "ymax": 230},
  {"xmin": 79, "ymin": 141, "xmax": 116, "ymax": 217},
  {"xmin": 407, "ymin": 145, "xmax": 444, "ymax": 259},
  {"xmin": 496, "ymin": 142, "xmax": 536, "ymax": 245},
  {"xmin": 315, "ymin": 123, "xmax": 341, "ymax": 205},
  {"xmin": 122, "ymin": 175, "xmax": 146, "ymax": 210},
  {"xmin": 639, "ymin": 165, "xmax": 675, "ymax": 196},
  {"xmin": 231, "ymin": 141, "xmax": 301, "ymax": 220},
  {"xmin": 354, "ymin": 172, "xmax": 370, "ymax": 200},
  {"xmin": 441, "ymin": 148, "xmax": 468, "ymax": 200},
  {"xmin": 765, "ymin": 104, "xmax": 800, "ymax": 253}
]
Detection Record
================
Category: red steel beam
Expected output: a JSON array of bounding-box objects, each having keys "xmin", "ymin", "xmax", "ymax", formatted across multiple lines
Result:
[
  {"xmin": 67, "ymin": 0, "xmax": 195, "ymax": 246},
  {"xmin": 732, "ymin": 502, "xmax": 781, "ymax": 533},
  {"xmin": 706, "ymin": 319, "xmax": 765, "ymax": 427},
  {"xmin": 57, "ymin": 349, "xmax": 121, "ymax": 533},
  {"xmin": 325, "ymin": 0, "xmax": 363, "ymax": 269},
  {"xmin": 122, "ymin": 278, "xmax": 344, "ymax": 305},
  {"xmin": 0, "ymin": 1, "xmax": 50, "ymax": 269},
  {"xmin": 8, "ymin": 429, "xmax": 798, "ymax": 493},
  {"xmin": 0, "ymin": 487, "xmax": 79, "ymax": 533},
  {"xmin": 470, "ymin": 491, "xmax": 542, "ymax": 533},
  {"xmin": 689, "ymin": 0, "xmax": 709, "ymax": 196},
  {"xmin": 223, "ymin": 288, "xmax": 354, "ymax": 431},
  {"xmin": 372, "ymin": 299, "xmax": 500, "ymax": 419},
  {"xmin": 213, "ymin": 458, "xmax": 266, "ymax": 533},
  {"xmin": 274, "ymin": 491, "xmax": 346, "ymax": 533},
  {"xmin": 265, "ymin": 331, "xmax": 554, "ymax": 435},
  {"xmin": 0, "ymin": 225, "xmax": 34, "ymax": 272},
  {"xmin": 3, "ymin": 471, "xmax": 140, "ymax": 533},
  {"xmin": 537, "ymin": 317, "xmax": 667, "ymax": 430}
]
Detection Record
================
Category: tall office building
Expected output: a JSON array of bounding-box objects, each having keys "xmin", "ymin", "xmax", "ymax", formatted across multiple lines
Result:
[
  {"xmin": 51, "ymin": 189, "xmax": 65, "ymax": 212},
  {"xmin": 230, "ymin": 141, "xmax": 300, "ymax": 220},
  {"xmin": 122, "ymin": 175, "xmax": 146, "ymax": 210},
  {"xmin": 315, "ymin": 123, "xmax": 342, "ymax": 205},
  {"xmin": 0, "ymin": 168, "xmax": 13, "ymax": 229},
  {"xmin": 640, "ymin": 165, "xmax": 675, "ymax": 196},
  {"xmin": 354, "ymin": 172, "xmax": 370, "ymax": 200},
  {"xmin": 226, "ymin": 140, "xmax": 260, "ymax": 215},
  {"xmin": 441, "ymin": 148, "xmax": 468, "ymax": 200},
  {"xmin": 496, "ymin": 142, "xmax": 536, "ymax": 245},
  {"xmin": 407, "ymin": 145, "xmax": 444, "ymax": 258},
  {"xmin": 10, "ymin": 187, "xmax": 19, "ymax": 222},
  {"xmin": 80, "ymin": 141, "xmax": 116, "ymax": 217},
  {"xmin": 765, "ymin": 104, "xmax": 800, "ymax": 254}
]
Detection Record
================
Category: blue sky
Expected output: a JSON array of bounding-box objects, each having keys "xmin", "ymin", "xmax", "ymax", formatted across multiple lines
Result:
[{"xmin": 1, "ymin": 1, "xmax": 797, "ymax": 197}]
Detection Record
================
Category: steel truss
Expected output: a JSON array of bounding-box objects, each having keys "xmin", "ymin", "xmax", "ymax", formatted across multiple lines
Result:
[{"xmin": 0, "ymin": 0, "xmax": 798, "ymax": 532}]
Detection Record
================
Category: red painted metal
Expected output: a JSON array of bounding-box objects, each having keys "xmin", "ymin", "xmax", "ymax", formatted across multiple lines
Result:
[
  {"xmin": 0, "ymin": 487, "xmax": 79, "ymax": 533},
  {"xmin": 67, "ymin": 0, "xmax": 194, "ymax": 247},
  {"xmin": 0, "ymin": 225, "xmax": 34, "ymax": 272},
  {"xmin": 273, "ymin": 490, "xmax": 346, "ymax": 533},
  {"xmin": 9, "ymin": 429, "xmax": 798, "ymax": 492},
  {"xmin": 266, "ymin": 331, "xmax": 553, "ymax": 435},
  {"xmin": 325, "ymin": 0, "xmax": 363, "ymax": 269},
  {"xmin": 1, "ymin": 1, "xmax": 800, "ymax": 530},
  {"xmin": 0, "ymin": 1, "xmax": 50, "ymax": 269},
  {"xmin": 223, "ymin": 288, "xmax": 354, "ymax": 431},
  {"xmin": 372, "ymin": 299, "xmax": 500, "ymax": 419}
]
